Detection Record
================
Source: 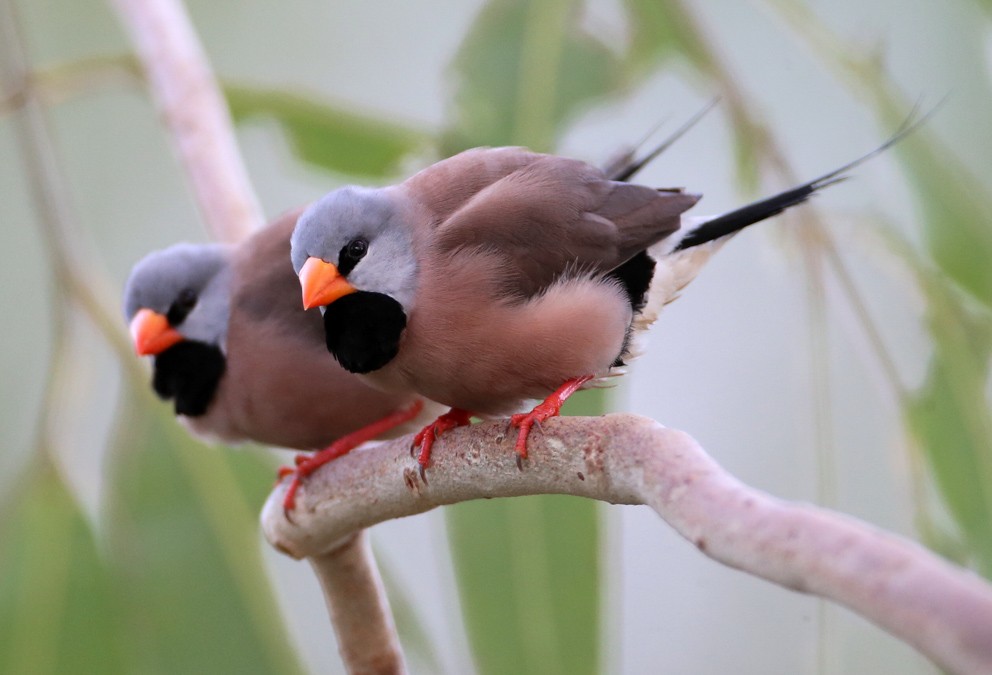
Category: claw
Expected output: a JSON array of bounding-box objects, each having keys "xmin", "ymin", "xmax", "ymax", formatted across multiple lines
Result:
[
  {"xmin": 411, "ymin": 408, "xmax": 473, "ymax": 472},
  {"xmin": 277, "ymin": 399, "xmax": 425, "ymax": 518},
  {"xmin": 508, "ymin": 375, "xmax": 592, "ymax": 461}
]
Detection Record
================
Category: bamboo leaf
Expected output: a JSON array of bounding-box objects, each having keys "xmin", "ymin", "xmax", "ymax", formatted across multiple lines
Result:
[
  {"xmin": 225, "ymin": 84, "xmax": 431, "ymax": 178},
  {"xmin": 0, "ymin": 461, "xmax": 126, "ymax": 675},
  {"xmin": 103, "ymin": 388, "xmax": 304, "ymax": 675},
  {"xmin": 441, "ymin": 0, "xmax": 624, "ymax": 153},
  {"xmin": 897, "ymin": 134, "xmax": 992, "ymax": 308},
  {"xmin": 447, "ymin": 495, "xmax": 599, "ymax": 675},
  {"xmin": 902, "ymin": 258, "xmax": 992, "ymax": 575}
]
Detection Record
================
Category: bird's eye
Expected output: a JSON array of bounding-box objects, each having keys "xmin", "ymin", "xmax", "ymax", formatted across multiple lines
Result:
[
  {"xmin": 167, "ymin": 288, "xmax": 198, "ymax": 326},
  {"xmin": 338, "ymin": 238, "xmax": 369, "ymax": 275},
  {"xmin": 346, "ymin": 238, "xmax": 368, "ymax": 260}
]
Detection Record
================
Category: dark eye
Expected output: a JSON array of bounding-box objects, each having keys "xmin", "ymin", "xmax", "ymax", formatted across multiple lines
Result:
[
  {"xmin": 346, "ymin": 238, "xmax": 368, "ymax": 260},
  {"xmin": 167, "ymin": 288, "xmax": 198, "ymax": 326},
  {"xmin": 338, "ymin": 238, "xmax": 369, "ymax": 275}
]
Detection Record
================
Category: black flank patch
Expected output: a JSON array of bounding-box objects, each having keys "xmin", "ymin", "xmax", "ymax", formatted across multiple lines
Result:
[
  {"xmin": 609, "ymin": 250, "xmax": 656, "ymax": 314},
  {"xmin": 322, "ymin": 291, "xmax": 406, "ymax": 374},
  {"xmin": 152, "ymin": 341, "xmax": 226, "ymax": 417},
  {"xmin": 608, "ymin": 251, "xmax": 657, "ymax": 364}
]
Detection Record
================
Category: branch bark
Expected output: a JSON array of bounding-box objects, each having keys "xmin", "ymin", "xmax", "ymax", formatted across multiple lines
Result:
[
  {"xmin": 110, "ymin": 0, "xmax": 264, "ymax": 243},
  {"xmin": 263, "ymin": 414, "xmax": 992, "ymax": 675},
  {"xmin": 310, "ymin": 532, "xmax": 407, "ymax": 675}
]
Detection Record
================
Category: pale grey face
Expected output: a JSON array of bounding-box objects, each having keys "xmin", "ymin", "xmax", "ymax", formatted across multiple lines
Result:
[
  {"xmin": 123, "ymin": 243, "xmax": 232, "ymax": 345},
  {"xmin": 291, "ymin": 186, "xmax": 418, "ymax": 312}
]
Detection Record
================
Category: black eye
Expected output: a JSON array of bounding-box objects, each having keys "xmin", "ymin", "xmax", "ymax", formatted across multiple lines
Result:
[
  {"xmin": 167, "ymin": 288, "xmax": 198, "ymax": 326},
  {"xmin": 338, "ymin": 238, "xmax": 369, "ymax": 275},
  {"xmin": 346, "ymin": 238, "xmax": 368, "ymax": 260}
]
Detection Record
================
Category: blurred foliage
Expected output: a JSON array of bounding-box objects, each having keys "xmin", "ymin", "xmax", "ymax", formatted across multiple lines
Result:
[
  {"xmin": 905, "ymin": 263, "xmax": 992, "ymax": 575},
  {"xmin": 103, "ymin": 388, "xmax": 305, "ymax": 674},
  {"xmin": 226, "ymin": 84, "xmax": 431, "ymax": 179},
  {"xmin": 0, "ymin": 461, "xmax": 126, "ymax": 675},
  {"xmin": 4, "ymin": 0, "xmax": 992, "ymax": 673},
  {"xmin": 624, "ymin": 0, "xmax": 768, "ymax": 191},
  {"xmin": 771, "ymin": 0, "xmax": 992, "ymax": 578},
  {"xmin": 890, "ymin": 129, "xmax": 992, "ymax": 575},
  {"xmin": 441, "ymin": 0, "xmax": 623, "ymax": 154},
  {"xmin": 447, "ymin": 495, "xmax": 600, "ymax": 675}
]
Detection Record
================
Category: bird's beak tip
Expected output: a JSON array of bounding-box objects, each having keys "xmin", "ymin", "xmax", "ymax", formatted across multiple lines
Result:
[
  {"xmin": 299, "ymin": 257, "xmax": 357, "ymax": 309},
  {"xmin": 129, "ymin": 308, "xmax": 183, "ymax": 356}
]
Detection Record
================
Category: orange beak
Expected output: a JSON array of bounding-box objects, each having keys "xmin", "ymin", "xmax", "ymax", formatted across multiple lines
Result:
[
  {"xmin": 299, "ymin": 257, "xmax": 357, "ymax": 309},
  {"xmin": 129, "ymin": 308, "xmax": 184, "ymax": 356}
]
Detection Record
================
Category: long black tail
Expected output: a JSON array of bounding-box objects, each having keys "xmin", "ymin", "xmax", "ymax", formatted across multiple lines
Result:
[{"xmin": 673, "ymin": 108, "xmax": 932, "ymax": 252}]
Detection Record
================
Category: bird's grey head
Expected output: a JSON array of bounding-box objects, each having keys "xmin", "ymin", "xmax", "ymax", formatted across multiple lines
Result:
[
  {"xmin": 123, "ymin": 243, "xmax": 232, "ymax": 347},
  {"xmin": 290, "ymin": 186, "xmax": 418, "ymax": 312}
]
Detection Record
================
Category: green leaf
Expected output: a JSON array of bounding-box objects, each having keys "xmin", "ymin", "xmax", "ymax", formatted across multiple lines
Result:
[
  {"xmin": 0, "ymin": 461, "xmax": 126, "ymax": 675},
  {"xmin": 899, "ymin": 134, "xmax": 992, "ymax": 308},
  {"xmin": 904, "ymin": 265, "xmax": 992, "ymax": 576},
  {"xmin": 225, "ymin": 84, "xmax": 431, "ymax": 178},
  {"xmin": 621, "ymin": 0, "xmax": 719, "ymax": 76},
  {"xmin": 442, "ymin": 0, "xmax": 625, "ymax": 153},
  {"xmin": 103, "ymin": 388, "xmax": 304, "ymax": 675},
  {"xmin": 447, "ymin": 494, "xmax": 600, "ymax": 675}
]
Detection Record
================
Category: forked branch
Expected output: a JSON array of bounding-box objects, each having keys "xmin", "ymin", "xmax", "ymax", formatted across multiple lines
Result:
[{"xmin": 264, "ymin": 414, "xmax": 992, "ymax": 675}]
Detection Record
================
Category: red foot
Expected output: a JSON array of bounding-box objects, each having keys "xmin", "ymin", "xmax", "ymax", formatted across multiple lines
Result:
[
  {"xmin": 509, "ymin": 376, "xmax": 593, "ymax": 464},
  {"xmin": 279, "ymin": 399, "xmax": 424, "ymax": 516},
  {"xmin": 412, "ymin": 408, "xmax": 473, "ymax": 472}
]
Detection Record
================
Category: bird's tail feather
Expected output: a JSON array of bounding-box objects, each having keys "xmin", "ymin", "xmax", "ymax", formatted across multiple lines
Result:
[
  {"xmin": 624, "ymin": 105, "xmax": 934, "ymax": 358},
  {"xmin": 672, "ymin": 107, "xmax": 930, "ymax": 252}
]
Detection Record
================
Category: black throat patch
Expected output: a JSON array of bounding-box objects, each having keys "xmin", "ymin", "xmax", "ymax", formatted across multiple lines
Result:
[
  {"xmin": 322, "ymin": 291, "xmax": 406, "ymax": 374},
  {"xmin": 152, "ymin": 341, "xmax": 226, "ymax": 417}
]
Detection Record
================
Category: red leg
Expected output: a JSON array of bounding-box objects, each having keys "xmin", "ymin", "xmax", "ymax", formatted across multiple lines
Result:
[
  {"xmin": 412, "ymin": 407, "xmax": 473, "ymax": 471},
  {"xmin": 280, "ymin": 399, "xmax": 424, "ymax": 515},
  {"xmin": 509, "ymin": 375, "xmax": 593, "ymax": 463}
]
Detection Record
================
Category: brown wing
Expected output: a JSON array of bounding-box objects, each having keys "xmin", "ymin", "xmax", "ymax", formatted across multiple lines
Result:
[
  {"xmin": 407, "ymin": 147, "xmax": 699, "ymax": 297},
  {"xmin": 228, "ymin": 206, "xmax": 325, "ymax": 344}
]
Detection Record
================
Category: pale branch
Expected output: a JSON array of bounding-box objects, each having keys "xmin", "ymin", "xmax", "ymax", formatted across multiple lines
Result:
[
  {"xmin": 264, "ymin": 413, "xmax": 992, "ymax": 675},
  {"xmin": 309, "ymin": 532, "xmax": 407, "ymax": 675},
  {"xmin": 109, "ymin": 0, "xmax": 264, "ymax": 243}
]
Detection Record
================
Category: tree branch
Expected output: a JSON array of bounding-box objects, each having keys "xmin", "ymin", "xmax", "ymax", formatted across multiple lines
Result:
[
  {"xmin": 263, "ymin": 414, "xmax": 992, "ymax": 675},
  {"xmin": 309, "ymin": 532, "xmax": 407, "ymax": 675},
  {"xmin": 109, "ymin": 0, "xmax": 264, "ymax": 243}
]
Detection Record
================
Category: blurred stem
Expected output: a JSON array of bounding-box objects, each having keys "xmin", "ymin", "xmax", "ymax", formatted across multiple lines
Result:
[
  {"xmin": 0, "ymin": 0, "xmax": 139, "ymax": 373},
  {"xmin": 670, "ymin": 1, "xmax": 906, "ymax": 397},
  {"xmin": 110, "ymin": 0, "xmax": 264, "ymax": 242},
  {"xmin": 0, "ymin": 54, "xmax": 142, "ymax": 116}
]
